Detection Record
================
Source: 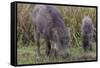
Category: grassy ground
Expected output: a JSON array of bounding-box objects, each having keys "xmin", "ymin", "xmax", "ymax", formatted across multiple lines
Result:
[{"xmin": 17, "ymin": 40, "xmax": 96, "ymax": 65}]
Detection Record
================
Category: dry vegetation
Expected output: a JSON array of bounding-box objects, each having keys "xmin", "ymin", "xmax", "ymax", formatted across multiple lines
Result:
[{"xmin": 17, "ymin": 4, "xmax": 97, "ymax": 65}]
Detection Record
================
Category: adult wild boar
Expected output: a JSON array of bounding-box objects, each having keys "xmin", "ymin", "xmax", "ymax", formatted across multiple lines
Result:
[{"xmin": 32, "ymin": 5, "xmax": 70, "ymax": 58}]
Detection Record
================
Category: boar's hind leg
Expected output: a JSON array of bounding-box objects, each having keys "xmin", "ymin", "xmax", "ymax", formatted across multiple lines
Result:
[{"xmin": 34, "ymin": 31, "xmax": 40, "ymax": 57}]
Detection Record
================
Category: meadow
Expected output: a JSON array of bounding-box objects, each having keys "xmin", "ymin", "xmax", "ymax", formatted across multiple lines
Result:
[{"xmin": 17, "ymin": 4, "xmax": 97, "ymax": 65}]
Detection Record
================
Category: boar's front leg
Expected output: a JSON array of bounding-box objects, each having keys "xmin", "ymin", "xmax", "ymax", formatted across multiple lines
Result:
[{"xmin": 45, "ymin": 38, "xmax": 51, "ymax": 56}]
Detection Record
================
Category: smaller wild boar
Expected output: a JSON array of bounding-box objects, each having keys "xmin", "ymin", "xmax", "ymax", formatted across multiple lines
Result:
[{"xmin": 81, "ymin": 16, "xmax": 94, "ymax": 51}]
